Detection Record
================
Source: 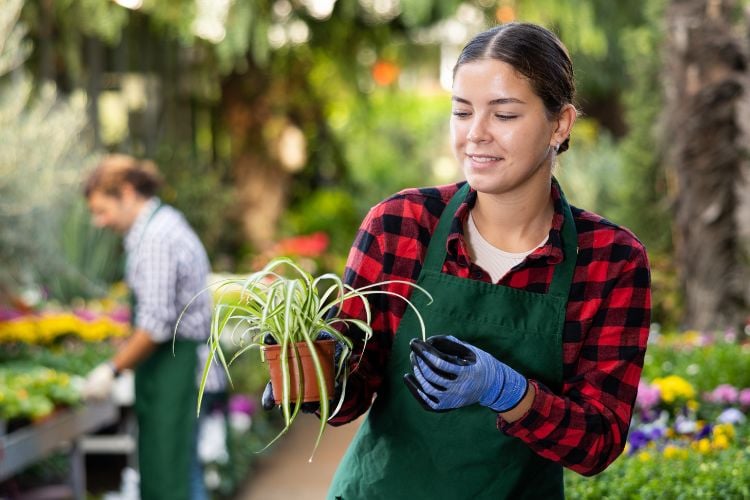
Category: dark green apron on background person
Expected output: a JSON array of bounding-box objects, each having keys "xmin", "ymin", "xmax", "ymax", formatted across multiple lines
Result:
[
  {"xmin": 127, "ymin": 202, "xmax": 199, "ymax": 500},
  {"xmin": 328, "ymin": 181, "xmax": 577, "ymax": 499},
  {"xmin": 134, "ymin": 339, "xmax": 198, "ymax": 500}
]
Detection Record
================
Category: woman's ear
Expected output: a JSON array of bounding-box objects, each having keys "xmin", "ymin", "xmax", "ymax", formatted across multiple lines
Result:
[{"xmin": 551, "ymin": 104, "xmax": 577, "ymax": 146}]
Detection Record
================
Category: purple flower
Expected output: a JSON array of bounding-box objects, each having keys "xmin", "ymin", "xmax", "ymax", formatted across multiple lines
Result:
[
  {"xmin": 717, "ymin": 408, "xmax": 746, "ymax": 425},
  {"xmin": 695, "ymin": 422, "xmax": 713, "ymax": 439},
  {"xmin": 636, "ymin": 381, "xmax": 661, "ymax": 411},
  {"xmin": 627, "ymin": 429, "xmax": 652, "ymax": 452},
  {"xmin": 628, "ymin": 424, "xmax": 665, "ymax": 452},
  {"xmin": 707, "ymin": 384, "xmax": 739, "ymax": 404},
  {"xmin": 229, "ymin": 394, "xmax": 256, "ymax": 416}
]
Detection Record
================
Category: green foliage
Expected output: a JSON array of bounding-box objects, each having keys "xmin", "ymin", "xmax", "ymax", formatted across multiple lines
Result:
[
  {"xmin": 556, "ymin": 119, "xmax": 622, "ymax": 218},
  {"xmin": 0, "ymin": 0, "xmax": 97, "ymax": 298},
  {"xmin": 156, "ymin": 147, "xmax": 235, "ymax": 261},
  {"xmin": 44, "ymin": 199, "xmax": 123, "ymax": 303},
  {"xmin": 516, "ymin": 1, "xmax": 645, "ymax": 100},
  {"xmin": 564, "ymin": 445, "xmax": 750, "ymax": 499},
  {"xmin": 282, "ymin": 187, "xmax": 363, "ymax": 262},
  {"xmin": 612, "ymin": 0, "xmax": 671, "ymax": 255},
  {"xmin": 642, "ymin": 335, "xmax": 750, "ymax": 392},
  {"xmin": 338, "ymin": 89, "xmax": 453, "ymax": 211},
  {"xmin": 0, "ymin": 340, "xmax": 115, "ymax": 376}
]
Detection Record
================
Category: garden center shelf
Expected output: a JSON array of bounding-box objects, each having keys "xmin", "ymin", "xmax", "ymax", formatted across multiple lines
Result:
[{"xmin": 0, "ymin": 399, "xmax": 118, "ymax": 498}]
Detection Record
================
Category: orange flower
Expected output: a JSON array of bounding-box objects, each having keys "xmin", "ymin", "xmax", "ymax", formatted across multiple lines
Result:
[
  {"xmin": 372, "ymin": 60, "xmax": 400, "ymax": 86},
  {"xmin": 496, "ymin": 5, "xmax": 516, "ymax": 23}
]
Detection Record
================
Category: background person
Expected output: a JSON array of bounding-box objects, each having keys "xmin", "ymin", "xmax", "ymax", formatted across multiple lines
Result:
[
  {"xmin": 319, "ymin": 22, "xmax": 651, "ymax": 499},
  {"xmin": 81, "ymin": 154, "xmax": 226, "ymax": 500}
]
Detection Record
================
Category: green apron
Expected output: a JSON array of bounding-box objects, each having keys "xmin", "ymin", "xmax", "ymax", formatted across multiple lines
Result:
[
  {"xmin": 134, "ymin": 340, "xmax": 198, "ymax": 500},
  {"xmin": 328, "ymin": 181, "xmax": 577, "ymax": 499},
  {"xmin": 127, "ymin": 203, "xmax": 199, "ymax": 500}
]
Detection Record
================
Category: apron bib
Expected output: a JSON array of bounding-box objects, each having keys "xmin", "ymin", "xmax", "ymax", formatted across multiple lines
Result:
[
  {"xmin": 127, "ymin": 203, "xmax": 199, "ymax": 500},
  {"xmin": 328, "ymin": 181, "xmax": 577, "ymax": 499}
]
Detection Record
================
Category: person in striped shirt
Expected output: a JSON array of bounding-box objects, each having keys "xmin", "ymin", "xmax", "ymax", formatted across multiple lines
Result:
[{"xmin": 82, "ymin": 154, "xmax": 225, "ymax": 500}]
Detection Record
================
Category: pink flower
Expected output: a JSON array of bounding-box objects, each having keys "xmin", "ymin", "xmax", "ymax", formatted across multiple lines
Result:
[
  {"xmin": 706, "ymin": 384, "xmax": 739, "ymax": 404},
  {"xmin": 73, "ymin": 308, "xmax": 98, "ymax": 321},
  {"xmin": 229, "ymin": 394, "xmax": 256, "ymax": 416},
  {"xmin": 636, "ymin": 381, "xmax": 661, "ymax": 410},
  {"xmin": 739, "ymin": 388, "xmax": 750, "ymax": 407}
]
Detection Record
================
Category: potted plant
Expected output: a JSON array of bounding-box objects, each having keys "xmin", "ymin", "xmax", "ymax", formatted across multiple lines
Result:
[{"xmin": 190, "ymin": 257, "xmax": 431, "ymax": 460}]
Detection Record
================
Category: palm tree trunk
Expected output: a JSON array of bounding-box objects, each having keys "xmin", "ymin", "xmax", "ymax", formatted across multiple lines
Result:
[{"xmin": 665, "ymin": 0, "xmax": 748, "ymax": 331}]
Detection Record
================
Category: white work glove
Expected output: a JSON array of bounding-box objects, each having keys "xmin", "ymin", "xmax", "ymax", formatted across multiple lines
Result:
[{"xmin": 82, "ymin": 363, "xmax": 116, "ymax": 400}]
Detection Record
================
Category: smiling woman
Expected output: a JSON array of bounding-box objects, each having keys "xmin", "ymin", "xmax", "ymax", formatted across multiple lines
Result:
[{"xmin": 290, "ymin": 22, "xmax": 652, "ymax": 500}]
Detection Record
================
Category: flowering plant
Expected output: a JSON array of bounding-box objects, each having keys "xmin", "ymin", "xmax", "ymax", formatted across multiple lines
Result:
[
  {"xmin": 0, "ymin": 292, "xmax": 130, "ymax": 344},
  {"xmin": 626, "ymin": 330, "xmax": 750, "ymax": 459}
]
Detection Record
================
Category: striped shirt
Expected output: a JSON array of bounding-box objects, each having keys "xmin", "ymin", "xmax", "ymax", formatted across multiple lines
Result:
[
  {"xmin": 125, "ymin": 198, "xmax": 225, "ymax": 391},
  {"xmin": 329, "ymin": 181, "xmax": 651, "ymax": 476}
]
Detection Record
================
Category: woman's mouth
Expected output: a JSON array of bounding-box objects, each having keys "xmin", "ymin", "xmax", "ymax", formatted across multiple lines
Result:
[{"xmin": 467, "ymin": 154, "xmax": 503, "ymax": 165}]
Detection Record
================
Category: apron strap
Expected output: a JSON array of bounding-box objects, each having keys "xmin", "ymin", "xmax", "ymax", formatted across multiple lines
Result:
[
  {"xmin": 421, "ymin": 179, "xmax": 578, "ymax": 298},
  {"xmin": 549, "ymin": 179, "xmax": 578, "ymax": 298},
  {"xmin": 422, "ymin": 183, "xmax": 470, "ymax": 272}
]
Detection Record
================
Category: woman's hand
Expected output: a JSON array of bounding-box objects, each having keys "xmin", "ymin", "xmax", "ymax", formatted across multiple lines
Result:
[{"xmin": 404, "ymin": 335, "xmax": 528, "ymax": 413}]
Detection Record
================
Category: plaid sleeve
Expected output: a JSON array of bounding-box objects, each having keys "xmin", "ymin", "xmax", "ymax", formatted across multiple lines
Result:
[
  {"xmin": 133, "ymin": 235, "xmax": 179, "ymax": 343},
  {"xmin": 327, "ymin": 207, "xmax": 391, "ymax": 425},
  {"xmin": 499, "ymin": 239, "xmax": 651, "ymax": 475}
]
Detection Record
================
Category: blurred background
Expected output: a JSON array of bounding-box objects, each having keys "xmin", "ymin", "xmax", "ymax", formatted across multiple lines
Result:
[{"xmin": 2, "ymin": 0, "xmax": 750, "ymax": 498}]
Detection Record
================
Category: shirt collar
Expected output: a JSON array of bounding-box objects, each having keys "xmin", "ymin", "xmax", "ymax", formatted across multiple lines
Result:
[
  {"xmin": 446, "ymin": 181, "xmax": 566, "ymax": 267},
  {"xmin": 124, "ymin": 197, "xmax": 161, "ymax": 252}
]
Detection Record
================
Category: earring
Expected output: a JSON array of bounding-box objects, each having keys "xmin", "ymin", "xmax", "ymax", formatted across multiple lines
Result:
[{"xmin": 551, "ymin": 143, "xmax": 559, "ymax": 152}]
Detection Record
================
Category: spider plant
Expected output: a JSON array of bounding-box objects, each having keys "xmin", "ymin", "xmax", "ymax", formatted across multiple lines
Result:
[{"xmin": 190, "ymin": 257, "xmax": 431, "ymax": 461}]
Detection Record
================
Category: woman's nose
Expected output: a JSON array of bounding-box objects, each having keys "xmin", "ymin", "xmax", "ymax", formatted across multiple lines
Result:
[{"xmin": 467, "ymin": 119, "xmax": 490, "ymax": 143}]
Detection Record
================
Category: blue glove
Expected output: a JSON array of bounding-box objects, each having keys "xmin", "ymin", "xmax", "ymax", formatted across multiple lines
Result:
[{"xmin": 403, "ymin": 335, "xmax": 528, "ymax": 413}]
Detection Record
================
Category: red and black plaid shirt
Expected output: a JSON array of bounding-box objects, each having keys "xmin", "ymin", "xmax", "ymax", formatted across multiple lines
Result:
[{"xmin": 330, "ymin": 181, "xmax": 651, "ymax": 476}]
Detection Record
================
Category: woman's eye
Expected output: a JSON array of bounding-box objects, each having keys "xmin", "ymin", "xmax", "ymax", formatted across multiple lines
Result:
[
  {"xmin": 496, "ymin": 114, "xmax": 518, "ymax": 121},
  {"xmin": 452, "ymin": 111, "xmax": 471, "ymax": 118}
]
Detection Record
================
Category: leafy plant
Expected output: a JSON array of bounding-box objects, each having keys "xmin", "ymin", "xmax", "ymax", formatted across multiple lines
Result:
[{"xmin": 187, "ymin": 257, "xmax": 431, "ymax": 460}]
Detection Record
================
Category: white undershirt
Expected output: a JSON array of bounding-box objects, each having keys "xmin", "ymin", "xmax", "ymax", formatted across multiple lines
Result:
[{"xmin": 465, "ymin": 212, "xmax": 549, "ymax": 283}]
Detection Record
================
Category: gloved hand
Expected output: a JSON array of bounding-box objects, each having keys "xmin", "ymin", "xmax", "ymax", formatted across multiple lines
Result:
[
  {"xmin": 404, "ymin": 335, "xmax": 528, "ymax": 413},
  {"xmin": 82, "ymin": 362, "xmax": 116, "ymax": 400},
  {"xmin": 261, "ymin": 331, "xmax": 344, "ymax": 413}
]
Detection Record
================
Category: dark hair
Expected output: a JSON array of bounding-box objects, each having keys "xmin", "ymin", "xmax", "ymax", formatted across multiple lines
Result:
[
  {"xmin": 454, "ymin": 23, "xmax": 576, "ymax": 153},
  {"xmin": 84, "ymin": 154, "xmax": 163, "ymax": 198}
]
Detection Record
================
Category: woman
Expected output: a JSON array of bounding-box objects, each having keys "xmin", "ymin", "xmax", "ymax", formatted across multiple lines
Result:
[{"xmin": 324, "ymin": 22, "xmax": 651, "ymax": 499}]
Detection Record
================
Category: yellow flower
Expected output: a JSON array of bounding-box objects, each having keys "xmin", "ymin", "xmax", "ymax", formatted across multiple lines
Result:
[
  {"xmin": 712, "ymin": 434, "xmax": 730, "ymax": 450},
  {"xmin": 691, "ymin": 438, "xmax": 712, "ymax": 454},
  {"xmin": 682, "ymin": 330, "xmax": 701, "ymax": 346},
  {"xmin": 652, "ymin": 375, "xmax": 696, "ymax": 403},
  {"xmin": 687, "ymin": 400, "xmax": 699, "ymax": 411},
  {"xmin": 713, "ymin": 423, "xmax": 735, "ymax": 440},
  {"xmin": 1, "ymin": 306, "xmax": 130, "ymax": 345},
  {"xmin": 637, "ymin": 451, "xmax": 652, "ymax": 462},
  {"xmin": 663, "ymin": 445, "xmax": 680, "ymax": 459}
]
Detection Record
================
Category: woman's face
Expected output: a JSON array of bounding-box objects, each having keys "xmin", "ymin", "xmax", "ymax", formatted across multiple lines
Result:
[{"xmin": 450, "ymin": 59, "xmax": 559, "ymax": 196}]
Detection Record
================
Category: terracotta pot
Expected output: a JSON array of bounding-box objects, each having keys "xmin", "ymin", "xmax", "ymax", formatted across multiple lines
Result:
[{"xmin": 262, "ymin": 339, "xmax": 336, "ymax": 404}]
